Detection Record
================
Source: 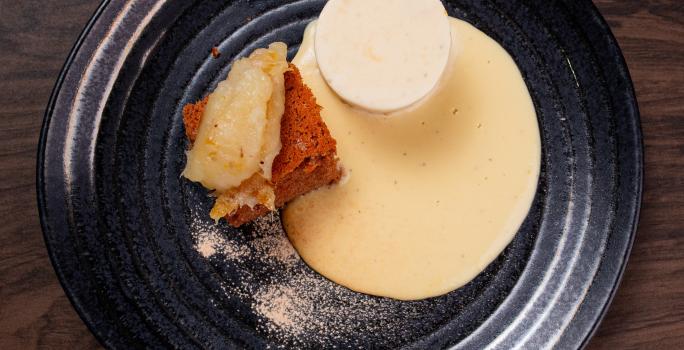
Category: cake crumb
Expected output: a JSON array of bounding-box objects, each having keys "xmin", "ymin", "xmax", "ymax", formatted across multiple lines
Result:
[{"xmin": 211, "ymin": 46, "xmax": 221, "ymax": 58}]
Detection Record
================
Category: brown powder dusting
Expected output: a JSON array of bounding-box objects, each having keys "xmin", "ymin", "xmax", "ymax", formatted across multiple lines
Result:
[
  {"xmin": 189, "ymin": 208, "xmax": 409, "ymax": 348},
  {"xmin": 195, "ymin": 232, "xmax": 218, "ymax": 258},
  {"xmin": 192, "ymin": 216, "xmax": 249, "ymax": 259},
  {"xmin": 253, "ymin": 286, "xmax": 299, "ymax": 334}
]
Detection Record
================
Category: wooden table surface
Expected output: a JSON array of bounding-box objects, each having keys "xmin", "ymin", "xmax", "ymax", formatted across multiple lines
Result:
[{"xmin": 1, "ymin": 0, "xmax": 682, "ymax": 348}]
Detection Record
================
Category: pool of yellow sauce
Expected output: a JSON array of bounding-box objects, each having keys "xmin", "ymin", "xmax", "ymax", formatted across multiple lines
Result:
[{"xmin": 284, "ymin": 18, "xmax": 541, "ymax": 300}]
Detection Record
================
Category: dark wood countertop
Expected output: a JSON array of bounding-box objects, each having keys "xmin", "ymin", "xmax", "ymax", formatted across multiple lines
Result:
[{"xmin": 1, "ymin": 1, "xmax": 682, "ymax": 348}]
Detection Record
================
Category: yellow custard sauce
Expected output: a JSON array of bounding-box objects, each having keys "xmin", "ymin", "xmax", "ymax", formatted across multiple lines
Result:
[{"xmin": 283, "ymin": 18, "xmax": 541, "ymax": 300}]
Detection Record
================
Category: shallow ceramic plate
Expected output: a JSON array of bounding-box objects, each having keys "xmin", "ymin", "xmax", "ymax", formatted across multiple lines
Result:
[{"xmin": 38, "ymin": 0, "xmax": 642, "ymax": 348}]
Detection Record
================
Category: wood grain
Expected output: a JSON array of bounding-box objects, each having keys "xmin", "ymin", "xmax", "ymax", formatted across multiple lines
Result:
[
  {"xmin": 587, "ymin": 1, "xmax": 684, "ymax": 349},
  {"xmin": 0, "ymin": 0, "xmax": 681, "ymax": 349},
  {"xmin": 0, "ymin": 0, "xmax": 101, "ymax": 348}
]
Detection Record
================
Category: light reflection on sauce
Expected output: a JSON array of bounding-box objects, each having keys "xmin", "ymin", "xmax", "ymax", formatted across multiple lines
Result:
[{"xmin": 283, "ymin": 18, "xmax": 541, "ymax": 300}]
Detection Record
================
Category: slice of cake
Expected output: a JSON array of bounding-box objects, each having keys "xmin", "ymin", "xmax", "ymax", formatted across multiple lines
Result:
[{"xmin": 184, "ymin": 63, "xmax": 342, "ymax": 227}]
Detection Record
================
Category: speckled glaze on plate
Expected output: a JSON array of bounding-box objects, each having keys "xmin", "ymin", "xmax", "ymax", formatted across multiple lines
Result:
[{"xmin": 37, "ymin": 0, "xmax": 642, "ymax": 349}]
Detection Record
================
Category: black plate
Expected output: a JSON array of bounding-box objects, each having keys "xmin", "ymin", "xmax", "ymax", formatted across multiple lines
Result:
[{"xmin": 37, "ymin": 0, "xmax": 642, "ymax": 348}]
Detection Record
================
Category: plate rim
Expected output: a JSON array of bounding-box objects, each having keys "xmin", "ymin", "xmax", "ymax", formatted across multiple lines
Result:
[
  {"xmin": 575, "ymin": 1, "xmax": 643, "ymax": 347},
  {"xmin": 36, "ymin": 0, "xmax": 116, "ymax": 348}
]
